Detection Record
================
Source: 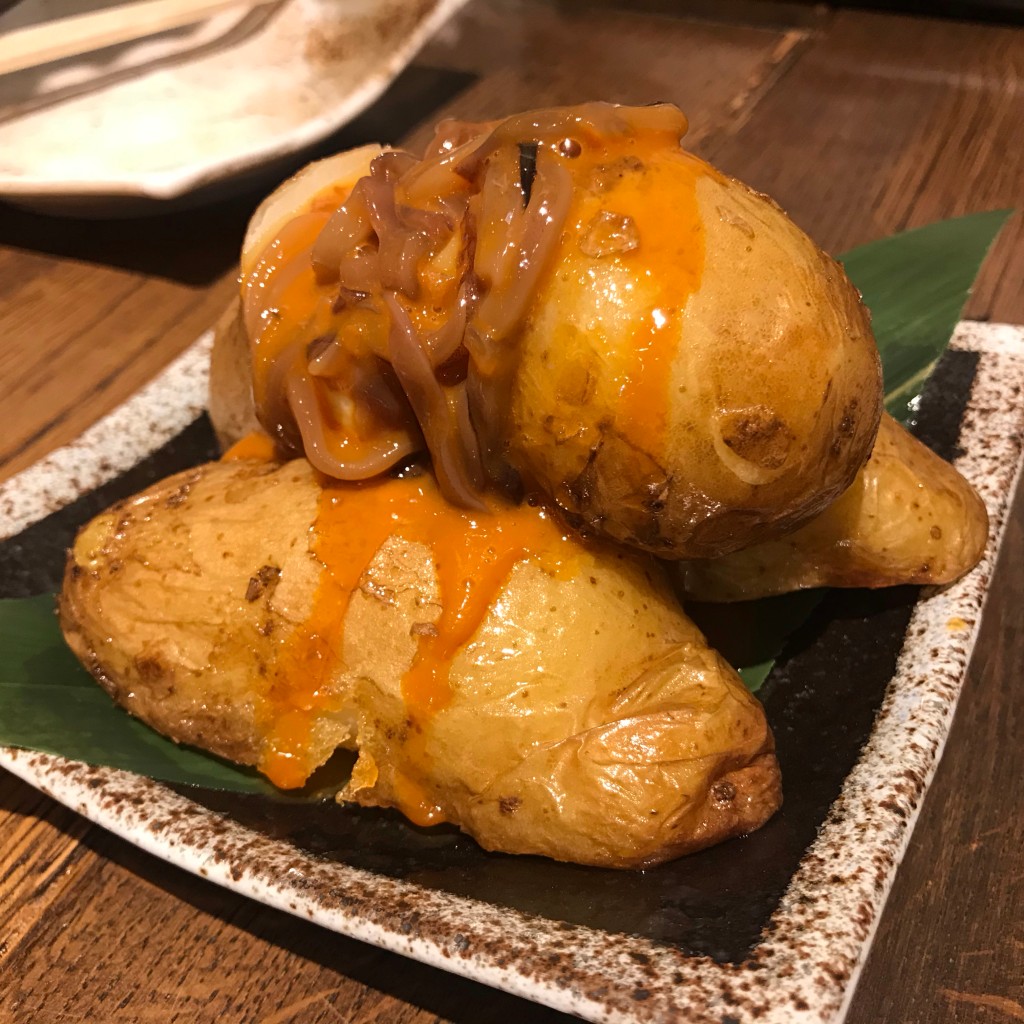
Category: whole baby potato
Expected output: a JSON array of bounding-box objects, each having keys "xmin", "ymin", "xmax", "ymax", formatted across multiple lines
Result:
[
  {"xmin": 502, "ymin": 148, "xmax": 883, "ymax": 559},
  {"xmin": 676, "ymin": 414, "xmax": 989, "ymax": 601},
  {"xmin": 60, "ymin": 457, "xmax": 781, "ymax": 868},
  {"xmin": 211, "ymin": 115, "xmax": 883, "ymax": 560}
]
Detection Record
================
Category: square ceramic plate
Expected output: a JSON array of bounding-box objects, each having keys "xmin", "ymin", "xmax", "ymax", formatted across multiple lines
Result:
[{"xmin": 1, "ymin": 321, "xmax": 1022, "ymax": 1024}]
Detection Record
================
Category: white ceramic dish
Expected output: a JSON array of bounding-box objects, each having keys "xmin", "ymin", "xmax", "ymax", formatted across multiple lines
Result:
[
  {"xmin": 0, "ymin": 0, "xmax": 467, "ymax": 212},
  {"xmin": 0, "ymin": 321, "xmax": 1022, "ymax": 1023}
]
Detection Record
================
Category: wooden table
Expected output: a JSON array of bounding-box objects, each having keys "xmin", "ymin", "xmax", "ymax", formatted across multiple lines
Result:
[{"xmin": 1, "ymin": 2, "xmax": 1022, "ymax": 1020}]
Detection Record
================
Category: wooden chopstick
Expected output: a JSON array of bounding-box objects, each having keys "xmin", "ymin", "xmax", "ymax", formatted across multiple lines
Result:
[{"xmin": 0, "ymin": 0, "xmax": 274, "ymax": 77}]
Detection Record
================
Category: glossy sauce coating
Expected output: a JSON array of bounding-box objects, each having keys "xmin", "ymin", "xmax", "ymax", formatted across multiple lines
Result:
[
  {"xmin": 620, "ymin": 158, "xmax": 706, "ymax": 448},
  {"xmin": 238, "ymin": 103, "xmax": 697, "ymax": 503},
  {"xmin": 558, "ymin": 145, "xmax": 708, "ymax": 454},
  {"xmin": 242, "ymin": 176, "xmax": 424, "ymax": 479},
  {"xmin": 259, "ymin": 471, "xmax": 580, "ymax": 809},
  {"xmin": 221, "ymin": 432, "xmax": 277, "ymax": 461}
]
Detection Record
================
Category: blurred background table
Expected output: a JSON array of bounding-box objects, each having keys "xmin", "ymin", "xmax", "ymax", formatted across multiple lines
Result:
[{"xmin": 1, "ymin": 1, "xmax": 1022, "ymax": 1021}]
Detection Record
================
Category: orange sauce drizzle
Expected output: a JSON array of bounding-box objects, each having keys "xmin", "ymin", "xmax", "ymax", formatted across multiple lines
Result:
[
  {"xmin": 220, "ymin": 432, "xmax": 277, "ymax": 462},
  {"xmin": 258, "ymin": 472, "xmax": 578, "ymax": 806},
  {"xmin": 615, "ymin": 155, "xmax": 706, "ymax": 447},
  {"xmin": 240, "ymin": 189, "xmax": 441, "ymax": 470},
  {"xmin": 246, "ymin": 118, "xmax": 705, "ymax": 466},
  {"xmin": 392, "ymin": 773, "xmax": 447, "ymax": 828},
  {"xmin": 555, "ymin": 139, "xmax": 707, "ymax": 453},
  {"xmin": 247, "ymin": 119, "xmax": 705, "ymax": 802}
]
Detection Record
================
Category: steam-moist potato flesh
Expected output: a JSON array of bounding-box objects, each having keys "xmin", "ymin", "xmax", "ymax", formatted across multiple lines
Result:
[
  {"xmin": 221, "ymin": 102, "xmax": 883, "ymax": 560},
  {"xmin": 60, "ymin": 458, "xmax": 780, "ymax": 868},
  {"xmin": 676, "ymin": 415, "xmax": 989, "ymax": 602}
]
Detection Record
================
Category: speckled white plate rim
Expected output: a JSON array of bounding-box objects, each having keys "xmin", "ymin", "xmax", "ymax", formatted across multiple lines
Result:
[{"xmin": 1, "ymin": 320, "xmax": 1022, "ymax": 1024}]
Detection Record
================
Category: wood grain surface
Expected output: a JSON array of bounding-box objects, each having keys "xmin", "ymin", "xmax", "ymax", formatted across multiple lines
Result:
[{"xmin": 1, "ymin": 2, "xmax": 1022, "ymax": 1021}]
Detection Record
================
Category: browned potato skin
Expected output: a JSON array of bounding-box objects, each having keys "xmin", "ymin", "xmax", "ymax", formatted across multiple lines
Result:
[
  {"xmin": 504, "ymin": 155, "xmax": 883, "ymax": 560},
  {"xmin": 60, "ymin": 458, "xmax": 780, "ymax": 868},
  {"xmin": 60, "ymin": 460, "xmax": 335, "ymax": 766},
  {"xmin": 675, "ymin": 414, "xmax": 989, "ymax": 602}
]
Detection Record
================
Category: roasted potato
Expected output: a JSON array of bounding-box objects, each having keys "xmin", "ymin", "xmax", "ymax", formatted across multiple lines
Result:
[
  {"xmin": 675, "ymin": 414, "xmax": 988, "ymax": 601},
  {"xmin": 211, "ymin": 104, "xmax": 883, "ymax": 561},
  {"xmin": 502, "ymin": 143, "xmax": 883, "ymax": 560},
  {"xmin": 60, "ymin": 458, "xmax": 780, "ymax": 868}
]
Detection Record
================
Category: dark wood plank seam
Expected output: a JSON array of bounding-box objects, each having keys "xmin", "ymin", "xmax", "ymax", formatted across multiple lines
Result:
[
  {"xmin": 898, "ymin": 138, "xmax": 950, "ymax": 234},
  {"xmin": 0, "ymin": 273, "xmax": 145, "ymax": 399},
  {"xmin": 0, "ymin": 373, "xmax": 126, "ymax": 473},
  {"xmin": 700, "ymin": 11, "xmax": 834, "ymax": 153},
  {"xmin": 0, "ymin": 275, "xmax": 221, "ymax": 473},
  {"xmin": 0, "ymin": 777, "xmax": 98, "ymax": 965}
]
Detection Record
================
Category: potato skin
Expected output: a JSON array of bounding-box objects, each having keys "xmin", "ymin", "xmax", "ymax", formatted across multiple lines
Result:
[
  {"xmin": 60, "ymin": 460, "xmax": 338, "ymax": 767},
  {"xmin": 343, "ymin": 526, "xmax": 780, "ymax": 868},
  {"xmin": 502, "ymin": 151, "xmax": 882, "ymax": 559},
  {"xmin": 60, "ymin": 458, "xmax": 780, "ymax": 867},
  {"xmin": 676, "ymin": 414, "xmax": 989, "ymax": 601},
  {"xmin": 212, "ymin": 140, "xmax": 881, "ymax": 561},
  {"xmin": 208, "ymin": 300, "xmax": 260, "ymax": 451}
]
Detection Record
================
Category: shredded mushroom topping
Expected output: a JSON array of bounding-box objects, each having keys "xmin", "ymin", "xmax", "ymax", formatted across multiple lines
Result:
[{"xmin": 242, "ymin": 102, "xmax": 689, "ymax": 505}]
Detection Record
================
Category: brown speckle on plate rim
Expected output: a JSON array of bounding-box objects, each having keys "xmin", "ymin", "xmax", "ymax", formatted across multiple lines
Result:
[{"xmin": 1, "ymin": 321, "xmax": 1022, "ymax": 1024}]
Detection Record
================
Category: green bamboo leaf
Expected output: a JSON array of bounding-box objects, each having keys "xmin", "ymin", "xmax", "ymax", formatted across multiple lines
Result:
[
  {"xmin": 839, "ymin": 208, "xmax": 1013, "ymax": 421},
  {"xmin": 0, "ymin": 595, "xmax": 277, "ymax": 793},
  {"xmin": 687, "ymin": 591, "xmax": 825, "ymax": 691}
]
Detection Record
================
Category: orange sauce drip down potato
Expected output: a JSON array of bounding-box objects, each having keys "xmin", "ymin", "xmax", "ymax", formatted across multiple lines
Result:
[
  {"xmin": 244, "ymin": 210, "xmax": 334, "ymax": 415},
  {"xmin": 555, "ymin": 141, "xmax": 707, "ymax": 454},
  {"xmin": 259, "ymin": 472, "xmax": 579, "ymax": 821},
  {"xmin": 220, "ymin": 432, "xmax": 277, "ymax": 461},
  {"xmin": 616, "ymin": 154, "xmax": 706, "ymax": 447}
]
